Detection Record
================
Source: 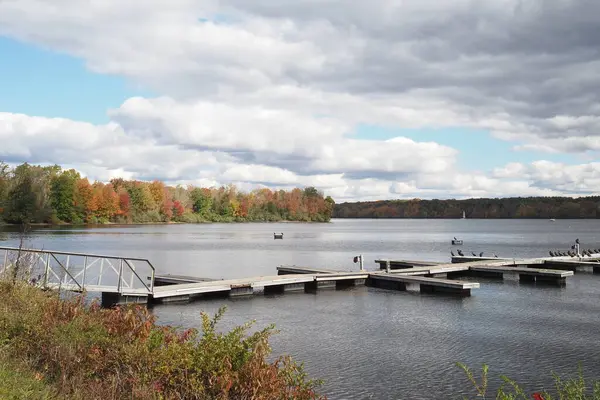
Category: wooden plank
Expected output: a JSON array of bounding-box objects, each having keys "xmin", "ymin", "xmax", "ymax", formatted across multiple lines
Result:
[
  {"xmin": 154, "ymin": 274, "xmax": 214, "ymax": 285},
  {"xmin": 451, "ymin": 256, "xmax": 513, "ymax": 263},
  {"xmin": 544, "ymin": 259, "xmax": 600, "ymax": 266},
  {"xmin": 313, "ymin": 273, "xmax": 369, "ymax": 282},
  {"xmin": 389, "ymin": 265, "xmax": 470, "ymax": 276},
  {"xmin": 152, "ymin": 274, "xmax": 316, "ymax": 298},
  {"xmin": 370, "ymin": 273, "xmax": 480, "ymax": 289},
  {"xmin": 374, "ymin": 259, "xmax": 442, "ymax": 268},
  {"xmin": 277, "ymin": 265, "xmax": 340, "ymax": 274},
  {"xmin": 152, "ymin": 285, "xmax": 232, "ymax": 298},
  {"xmin": 470, "ymin": 265, "xmax": 573, "ymax": 277}
]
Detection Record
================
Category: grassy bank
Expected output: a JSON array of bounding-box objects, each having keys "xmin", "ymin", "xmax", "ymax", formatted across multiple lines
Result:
[
  {"xmin": 0, "ymin": 282, "xmax": 324, "ymax": 400},
  {"xmin": 0, "ymin": 352, "xmax": 57, "ymax": 399}
]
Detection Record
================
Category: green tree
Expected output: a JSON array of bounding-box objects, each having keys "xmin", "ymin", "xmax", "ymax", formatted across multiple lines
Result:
[
  {"xmin": 0, "ymin": 161, "xmax": 9, "ymax": 216},
  {"xmin": 189, "ymin": 187, "xmax": 212, "ymax": 214},
  {"xmin": 303, "ymin": 186, "xmax": 319, "ymax": 198},
  {"xmin": 3, "ymin": 164, "xmax": 36, "ymax": 224},
  {"xmin": 50, "ymin": 169, "xmax": 80, "ymax": 222}
]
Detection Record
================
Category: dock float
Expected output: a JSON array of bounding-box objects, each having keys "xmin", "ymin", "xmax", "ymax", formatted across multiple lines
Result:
[
  {"xmin": 383, "ymin": 259, "xmax": 573, "ymax": 286},
  {"xmin": 542, "ymin": 259, "xmax": 600, "ymax": 273},
  {"xmin": 466, "ymin": 266, "xmax": 573, "ymax": 285},
  {"xmin": 151, "ymin": 272, "xmax": 369, "ymax": 303},
  {"xmin": 154, "ymin": 274, "xmax": 215, "ymax": 286},
  {"xmin": 375, "ymin": 259, "xmax": 442, "ymax": 270},
  {"xmin": 277, "ymin": 266, "xmax": 479, "ymax": 296},
  {"xmin": 368, "ymin": 273, "xmax": 479, "ymax": 297},
  {"xmin": 277, "ymin": 265, "xmax": 341, "ymax": 275}
]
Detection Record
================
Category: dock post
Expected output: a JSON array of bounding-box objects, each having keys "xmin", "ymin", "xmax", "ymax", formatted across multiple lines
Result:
[
  {"xmin": 359, "ymin": 254, "xmax": 364, "ymax": 271},
  {"xmin": 386, "ymin": 260, "xmax": 390, "ymax": 273}
]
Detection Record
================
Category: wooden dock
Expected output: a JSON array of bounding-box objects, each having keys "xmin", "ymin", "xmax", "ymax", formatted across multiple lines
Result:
[
  {"xmin": 375, "ymin": 259, "xmax": 442, "ymax": 269},
  {"xmin": 154, "ymin": 274, "xmax": 215, "ymax": 286},
  {"xmin": 151, "ymin": 272, "xmax": 369, "ymax": 303},
  {"xmin": 278, "ymin": 266, "xmax": 480, "ymax": 296},
  {"xmin": 368, "ymin": 273, "xmax": 479, "ymax": 297},
  {"xmin": 542, "ymin": 259, "xmax": 600, "ymax": 273},
  {"xmin": 378, "ymin": 258, "xmax": 574, "ymax": 285}
]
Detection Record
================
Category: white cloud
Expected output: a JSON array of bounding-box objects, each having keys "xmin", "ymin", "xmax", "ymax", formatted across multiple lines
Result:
[{"xmin": 1, "ymin": 0, "xmax": 600, "ymax": 199}]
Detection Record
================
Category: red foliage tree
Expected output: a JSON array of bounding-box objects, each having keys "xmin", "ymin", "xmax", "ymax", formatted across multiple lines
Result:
[{"xmin": 172, "ymin": 200, "xmax": 185, "ymax": 218}]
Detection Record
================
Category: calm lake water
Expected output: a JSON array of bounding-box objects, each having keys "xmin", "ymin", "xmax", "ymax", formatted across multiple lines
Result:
[{"xmin": 2, "ymin": 219, "xmax": 600, "ymax": 399}]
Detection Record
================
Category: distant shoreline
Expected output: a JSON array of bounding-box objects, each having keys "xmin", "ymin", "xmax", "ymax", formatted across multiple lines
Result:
[
  {"xmin": 334, "ymin": 196, "xmax": 600, "ymax": 219},
  {"xmin": 0, "ymin": 220, "xmax": 330, "ymax": 228}
]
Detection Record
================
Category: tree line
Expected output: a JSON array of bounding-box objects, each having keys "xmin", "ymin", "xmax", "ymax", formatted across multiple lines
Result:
[
  {"xmin": 334, "ymin": 196, "xmax": 600, "ymax": 219},
  {"xmin": 0, "ymin": 162, "xmax": 334, "ymax": 224}
]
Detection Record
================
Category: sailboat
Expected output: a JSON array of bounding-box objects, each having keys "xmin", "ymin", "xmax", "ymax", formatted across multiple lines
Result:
[{"xmin": 461, "ymin": 211, "xmax": 466, "ymax": 219}]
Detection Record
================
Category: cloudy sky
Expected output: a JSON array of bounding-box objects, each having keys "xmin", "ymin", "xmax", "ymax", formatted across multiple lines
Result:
[{"xmin": 0, "ymin": 0, "xmax": 598, "ymax": 201}]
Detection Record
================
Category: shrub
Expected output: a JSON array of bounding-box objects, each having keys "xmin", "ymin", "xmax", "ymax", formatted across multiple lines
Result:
[
  {"xmin": 457, "ymin": 362, "xmax": 600, "ymax": 400},
  {"xmin": 0, "ymin": 282, "xmax": 325, "ymax": 400}
]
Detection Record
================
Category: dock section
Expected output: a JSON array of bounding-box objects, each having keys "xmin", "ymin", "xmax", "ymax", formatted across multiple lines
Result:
[
  {"xmin": 278, "ymin": 265, "xmax": 480, "ymax": 296},
  {"xmin": 368, "ymin": 273, "xmax": 479, "ymax": 297},
  {"xmin": 154, "ymin": 274, "xmax": 215, "ymax": 286},
  {"xmin": 375, "ymin": 259, "xmax": 442, "ymax": 270},
  {"xmin": 542, "ymin": 259, "xmax": 600, "ymax": 273},
  {"xmin": 374, "ymin": 259, "xmax": 573, "ymax": 285},
  {"xmin": 151, "ymin": 272, "xmax": 369, "ymax": 303}
]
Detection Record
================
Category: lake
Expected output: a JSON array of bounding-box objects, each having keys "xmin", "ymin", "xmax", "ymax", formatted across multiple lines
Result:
[{"xmin": 1, "ymin": 219, "xmax": 600, "ymax": 399}]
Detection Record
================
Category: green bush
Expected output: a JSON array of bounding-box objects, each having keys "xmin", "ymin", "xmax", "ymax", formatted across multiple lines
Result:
[{"xmin": 458, "ymin": 362, "xmax": 600, "ymax": 400}]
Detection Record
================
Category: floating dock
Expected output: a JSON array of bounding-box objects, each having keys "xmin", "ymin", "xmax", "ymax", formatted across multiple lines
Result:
[
  {"xmin": 277, "ymin": 266, "xmax": 479, "ymax": 297},
  {"xmin": 151, "ymin": 272, "xmax": 369, "ymax": 303},
  {"xmin": 374, "ymin": 259, "xmax": 443, "ymax": 269},
  {"xmin": 368, "ymin": 273, "xmax": 479, "ymax": 297},
  {"xmin": 378, "ymin": 258, "xmax": 573, "ymax": 285}
]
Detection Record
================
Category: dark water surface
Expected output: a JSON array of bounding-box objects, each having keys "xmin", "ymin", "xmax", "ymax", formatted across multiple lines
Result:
[{"xmin": 2, "ymin": 219, "xmax": 600, "ymax": 399}]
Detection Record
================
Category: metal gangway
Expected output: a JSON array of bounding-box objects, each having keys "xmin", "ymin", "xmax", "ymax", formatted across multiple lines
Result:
[{"xmin": 0, "ymin": 246, "xmax": 155, "ymax": 296}]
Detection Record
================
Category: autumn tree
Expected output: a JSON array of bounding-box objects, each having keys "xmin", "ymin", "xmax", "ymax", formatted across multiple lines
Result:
[
  {"xmin": 118, "ymin": 190, "xmax": 131, "ymax": 220},
  {"xmin": 127, "ymin": 182, "xmax": 156, "ymax": 216},
  {"xmin": 74, "ymin": 178, "xmax": 97, "ymax": 222},
  {"xmin": 95, "ymin": 183, "xmax": 119, "ymax": 221}
]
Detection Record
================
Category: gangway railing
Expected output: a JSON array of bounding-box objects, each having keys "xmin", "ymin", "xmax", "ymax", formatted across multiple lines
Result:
[{"xmin": 0, "ymin": 246, "xmax": 155, "ymax": 295}]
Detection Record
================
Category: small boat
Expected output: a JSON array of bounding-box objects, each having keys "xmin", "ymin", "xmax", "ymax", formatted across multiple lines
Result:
[
  {"xmin": 451, "ymin": 236, "xmax": 463, "ymax": 245},
  {"xmin": 273, "ymin": 233, "xmax": 284, "ymax": 240},
  {"xmin": 549, "ymin": 218, "xmax": 556, "ymax": 222}
]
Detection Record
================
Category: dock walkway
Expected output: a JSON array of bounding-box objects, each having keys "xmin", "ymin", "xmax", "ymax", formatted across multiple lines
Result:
[
  {"xmin": 151, "ymin": 272, "xmax": 369, "ymax": 303},
  {"xmin": 378, "ymin": 258, "xmax": 573, "ymax": 285},
  {"xmin": 0, "ymin": 246, "xmax": 583, "ymax": 307}
]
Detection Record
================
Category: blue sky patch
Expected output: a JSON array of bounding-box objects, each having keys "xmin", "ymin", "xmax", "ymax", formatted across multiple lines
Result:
[{"xmin": 0, "ymin": 37, "xmax": 149, "ymax": 124}]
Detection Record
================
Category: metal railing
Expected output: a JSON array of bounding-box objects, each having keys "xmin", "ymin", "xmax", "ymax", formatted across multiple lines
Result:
[{"xmin": 0, "ymin": 246, "xmax": 155, "ymax": 295}]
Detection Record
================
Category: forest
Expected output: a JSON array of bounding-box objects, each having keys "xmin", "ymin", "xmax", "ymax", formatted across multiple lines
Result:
[
  {"xmin": 334, "ymin": 196, "xmax": 600, "ymax": 219},
  {"xmin": 0, "ymin": 162, "xmax": 334, "ymax": 224}
]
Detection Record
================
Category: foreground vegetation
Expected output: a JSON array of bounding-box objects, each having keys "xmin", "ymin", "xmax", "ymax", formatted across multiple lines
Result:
[
  {"xmin": 334, "ymin": 196, "xmax": 600, "ymax": 219},
  {"xmin": 0, "ymin": 281, "xmax": 324, "ymax": 399},
  {"xmin": 458, "ymin": 363, "xmax": 600, "ymax": 399},
  {"xmin": 0, "ymin": 162, "xmax": 334, "ymax": 225}
]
